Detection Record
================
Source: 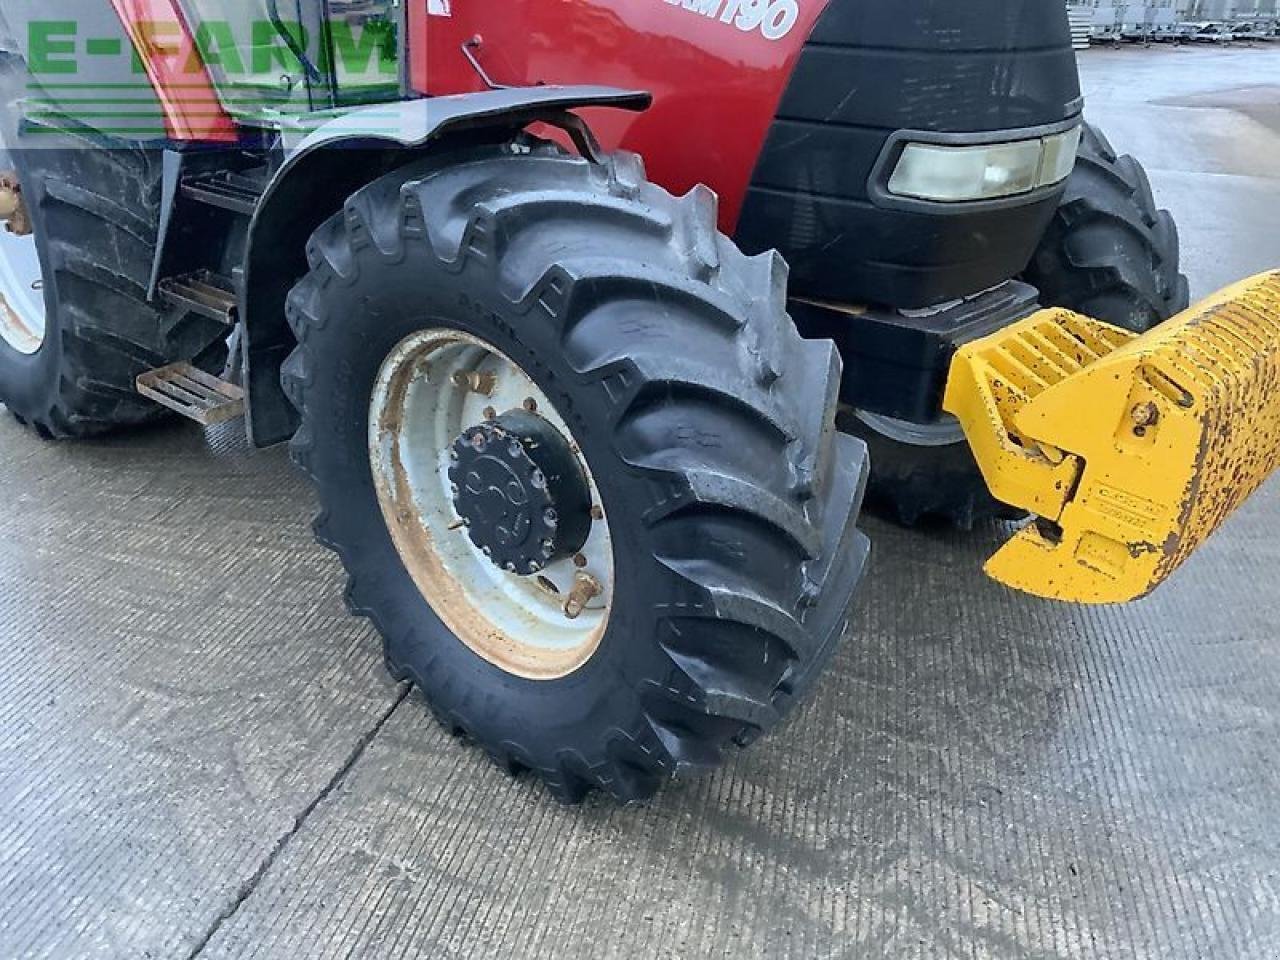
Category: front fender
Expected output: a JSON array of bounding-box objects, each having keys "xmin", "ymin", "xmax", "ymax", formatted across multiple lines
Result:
[{"xmin": 242, "ymin": 86, "xmax": 650, "ymax": 447}]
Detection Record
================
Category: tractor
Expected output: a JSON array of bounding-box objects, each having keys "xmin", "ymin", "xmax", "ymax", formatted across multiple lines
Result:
[{"xmin": 1, "ymin": 0, "xmax": 1277, "ymax": 803}]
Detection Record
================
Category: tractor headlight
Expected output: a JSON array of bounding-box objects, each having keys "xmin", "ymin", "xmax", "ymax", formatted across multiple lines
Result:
[
  {"xmin": 887, "ymin": 126, "xmax": 1083, "ymax": 203},
  {"xmin": 1038, "ymin": 126, "xmax": 1084, "ymax": 186}
]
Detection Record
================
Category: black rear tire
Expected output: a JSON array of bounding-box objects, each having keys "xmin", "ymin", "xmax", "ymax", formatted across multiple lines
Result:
[
  {"xmin": 283, "ymin": 142, "xmax": 870, "ymax": 803},
  {"xmin": 853, "ymin": 121, "xmax": 1189, "ymax": 529},
  {"xmin": 0, "ymin": 55, "xmax": 228, "ymax": 438},
  {"xmin": 841, "ymin": 414, "xmax": 1021, "ymax": 529}
]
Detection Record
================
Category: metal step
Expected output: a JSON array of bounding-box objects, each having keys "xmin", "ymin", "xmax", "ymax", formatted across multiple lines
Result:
[
  {"xmin": 136, "ymin": 363, "xmax": 245, "ymax": 426},
  {"xmin": 158, "ymin": 270, "xmax": 237, "ymax": 326},
  {"xmin": 180, "ymin": 169, "xmax": 267, "ymax": 216}
]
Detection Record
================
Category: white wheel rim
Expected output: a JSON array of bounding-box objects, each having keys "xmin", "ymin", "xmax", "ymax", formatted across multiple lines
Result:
[
  {"xmin": 0, "ymin": 209, "xmax": 44, "ymax": 355},
  {"xmin": 369, "ymin": 329, "xmax": 614, "ymax": 681}
]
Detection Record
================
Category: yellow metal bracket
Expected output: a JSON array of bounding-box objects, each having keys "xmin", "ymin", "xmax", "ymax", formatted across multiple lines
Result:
[{"xmin": 944, "ymin": 271, "xmax": 1280, "ymax": 603}]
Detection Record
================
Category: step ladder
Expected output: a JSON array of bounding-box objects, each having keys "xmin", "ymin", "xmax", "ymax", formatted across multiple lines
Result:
[
  {"xmin": 157, "ymin": 269, "xmax": 238, "ymax": 326},
  {"xmin": 136, "ymin": 363, "xmax": 245, "ymax": 426},
  {"xmin": 179, "ymin": 169, "xmax": 267, "ymax": 217}
]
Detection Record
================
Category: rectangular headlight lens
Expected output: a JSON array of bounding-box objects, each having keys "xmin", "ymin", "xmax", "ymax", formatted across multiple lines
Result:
[
  {"xmin": 888, "ymin": 126, "xmax": 1082, "ymax": 203},
  {"xmin": 1039, "ymin": 126, "xmax": 1083, "ymax": 187},
  {"xmin": 889, "ymin": 140, "xmax": 1042, "ymax": 202}
]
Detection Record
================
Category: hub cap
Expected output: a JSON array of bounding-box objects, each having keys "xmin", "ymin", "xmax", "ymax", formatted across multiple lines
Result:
[
  {"xmin": 0, "ymin": 171, "xmax": 44, "ymax": 355},
  {"xmin": 369, "ymin": 329, "xmax": 614, "ymax": 680},
  {"xmin": 449, "ymin": 409, "xmax": 593, "ymax": 576}
]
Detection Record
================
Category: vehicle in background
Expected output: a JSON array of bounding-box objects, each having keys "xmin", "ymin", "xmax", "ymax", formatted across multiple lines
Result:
[
  {"xmin": 1119, "ymin": 6, "xmax": 1179, "ymax": 43},
  {"xmin": 1182, "ymin": 21, "xmax": 1233, "ymax": 43},
  {"xmin": 1231, "ymin": 21, "xmax": 1273, "ymax": 42},
  {"xmin": 1090, "ymin": 4, "xmax": 1124, "ymax": 43}
]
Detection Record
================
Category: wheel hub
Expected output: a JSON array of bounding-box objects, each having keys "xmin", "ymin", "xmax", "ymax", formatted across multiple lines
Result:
[
  {"xmin": 449, "ymin": 409, "xmax": 592, "ymax": 576},
  {"xmin": 0, "ymin": 167, "xmax": 45, "ymax": 355}
]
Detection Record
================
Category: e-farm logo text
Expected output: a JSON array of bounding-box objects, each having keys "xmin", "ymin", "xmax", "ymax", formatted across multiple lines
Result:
[{"xmin": 24, "ymin": 18, "xmax": 397, "ymax": 84}]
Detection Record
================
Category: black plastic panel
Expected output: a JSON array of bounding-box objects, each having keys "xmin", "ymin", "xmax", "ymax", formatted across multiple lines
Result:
[
  {"xmin": 734, "ymin": 0, "xmax": 1081, "ymax": 309},
  {"xmin": 790, "ymin": 281, "xmax": 1042, "ymax": 421}
]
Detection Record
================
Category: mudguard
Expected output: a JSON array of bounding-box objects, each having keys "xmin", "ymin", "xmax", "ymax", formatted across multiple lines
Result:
[{"xmin": 242, "ymin": 87, "xmax": 651, "ymax": 447}]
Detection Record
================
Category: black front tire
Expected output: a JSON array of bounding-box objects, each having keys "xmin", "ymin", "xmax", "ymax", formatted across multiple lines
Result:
[
  {"xmin": 853, "ymin": 121, "xmax": 1189, "ymax": 529},
  {"xmin": 283, "ymin": 143, "xmax": 869, "ymax": 803}
]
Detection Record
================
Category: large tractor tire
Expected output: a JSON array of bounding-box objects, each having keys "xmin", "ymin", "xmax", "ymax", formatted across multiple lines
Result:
[
  {"xmin": 283, "ymin": 142, "xmax": 870, "ymax": 804},
  {"xmin": 851, "ymin": 121, "xmax": 1189, "ymax": 529},
  {"xmin": 0, "ymin": 54, "xmax": 227, "ymax": 438},
  {"xmin": 1023, "ymin": 122, "xmax": 1190, "ymax": 331}
]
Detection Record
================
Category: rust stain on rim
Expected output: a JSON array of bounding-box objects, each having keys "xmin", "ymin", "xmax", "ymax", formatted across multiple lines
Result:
[{"xmin": 369, "ymin": 330, "xmax": 611, "ymax": 681}]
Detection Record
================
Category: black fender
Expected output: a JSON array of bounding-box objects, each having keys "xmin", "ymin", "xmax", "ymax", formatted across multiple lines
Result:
[{"xmin": 241, "ymin": 86, "xmax": 651, "ymax": 447}]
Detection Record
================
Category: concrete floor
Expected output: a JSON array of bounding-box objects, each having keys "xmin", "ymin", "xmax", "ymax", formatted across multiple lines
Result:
[{"xmin": 2, "ymin": 46, "xmax": 1280, "ymax": 960}]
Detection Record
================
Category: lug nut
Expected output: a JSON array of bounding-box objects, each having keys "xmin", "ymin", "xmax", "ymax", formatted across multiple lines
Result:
[
  {"xmin": 523, "ymin": 397, "xmax": 538, "ymax": 413},
  {"xmin": 563, "ymin": 572, "xmax": 602, "ymax": 620},
  {"xmin": 1130, "ymin": 401, "xmax": 1160, "ymax": 428}
]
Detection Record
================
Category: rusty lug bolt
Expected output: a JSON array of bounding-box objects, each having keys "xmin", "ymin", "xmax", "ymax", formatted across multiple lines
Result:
[
  {"xmin": 522, "ymin": 397, "xmax": 538, "ymax": 413},
  {"xmin": 589, "ymin": 505, "xmax": 604, "ymax": 522},
  {"xmin": 563, "ymin": 572, "xmax": 602, "ymax": 620},
  {"xmin": 1130, "ymin": 401, "xmax": 1160, "ymax": 431},
  {"xmin": 483, "ymin": 406, "xmax": 497, "ymax": 421},
  {"xmin": 572, "ymin": 553, "xmax": 588, "ymax": 568},
  {"xmin": 451, "ymin": 370, "xmax": 496, "ymax": 396}
]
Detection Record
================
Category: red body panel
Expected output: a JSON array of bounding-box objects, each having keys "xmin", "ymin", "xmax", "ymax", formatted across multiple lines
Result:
[
  {"xmin": 411, "ymin": 1, "xmax": 830, "ymax": 230},
  {"xmin": 109, "ymin": 0, "xmax": 237, "ymax": 142}
]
